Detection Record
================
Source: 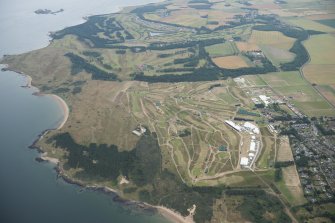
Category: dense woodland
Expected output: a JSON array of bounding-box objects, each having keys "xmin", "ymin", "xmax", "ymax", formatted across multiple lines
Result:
[
  {"xmin": 65, "ymin": 53, "xmax": 118, "ymax": 81},
  {"xmin": 52, "ymin": 16, "xmax": 133, "ymax": 48},
  {"xmin": 148, "ymin": 38, "xmax": 225, "ymax": 50},
  {"xmin": 51, "ymin": 131, "xmax": 161, "ymax": 186}
]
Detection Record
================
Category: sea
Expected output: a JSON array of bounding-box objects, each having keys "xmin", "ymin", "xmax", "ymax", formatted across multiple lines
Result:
[{"xmin": 0, "ymin": 0, "xmax": 170, "ymax": 223}]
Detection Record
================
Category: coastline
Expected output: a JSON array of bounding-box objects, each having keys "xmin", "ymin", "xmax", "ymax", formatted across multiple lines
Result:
[
  {"xmin": 0, "ymin": 1, "xmax": 194, "ymax": 222},
  {"xmin": 1, "ymin": 60, "xmax": 191, "ymax": 223},
  {"xmin": 55, "ymin": 158, "xmax": 194, "ymax": 223},
  {"xmin": 1, "ymin": 64, "xmax": 69, "ymax": 132},
  {"xmin": 48, "ymin": 94, "xmax": 69, "ymax": 130}
]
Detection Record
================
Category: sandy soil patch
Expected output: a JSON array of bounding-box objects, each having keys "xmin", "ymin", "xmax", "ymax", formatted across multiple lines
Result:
[
  {"xmin": 212, "ymin": 56, "xmax": 249, "ymax": 69},
  {"xmin": 156, "ymin": 205, "xmax": 195, "ymax": 223},
  {"xmin": 249, "ymin": 30, "xmax": 295, "ymax": 50},
  {"xmin": 236, "ymin": 41, "xmax": 260, "ymax": 51}
]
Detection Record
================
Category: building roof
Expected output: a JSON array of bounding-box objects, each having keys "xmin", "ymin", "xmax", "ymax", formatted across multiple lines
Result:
[
  {"xmin": 259, "ymin": 95, "xmax": 270, "ymax": 106},
  {"xmin": 240, "ymin": 157, "xmax": 249, "ymax": 166},
  {"xmin": 225, "ymin": 120, "xmax": 242, "ymax": 132},
  {"xmin": 250, "ymin": 141, "xmax": 256, "ymax": 151},
  {"xmin": 244, "ymin": 122, "xmax": 260, "ymax": 134}
]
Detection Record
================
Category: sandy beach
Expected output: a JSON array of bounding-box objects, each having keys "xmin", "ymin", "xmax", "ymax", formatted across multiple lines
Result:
[
  {"xmin": 156, "ymin": 206, "xmax": 194, "ymax": 223},
  {"xmin": 153, "ymin": 205, "xmax": 195, "ymax": 223},
  {"xmin": 22, "ymin": 70, "xmax": 69, "ymax": 131},
  {"xmin": 48, "ymin": 94, "xmax": 69, "ymax": 130},
  {"xmin": 41, "ymin": 152, "xmax": 60, "ymax": 164}
]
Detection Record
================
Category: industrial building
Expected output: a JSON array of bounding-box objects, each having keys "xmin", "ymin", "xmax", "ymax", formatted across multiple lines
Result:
[
  {"xmin": 224, "ymin": 120, "xmax": 242, "ymax": 132},
  {"xmin": 259, "ymin": 95, "xmax": 271, "ymax": 106},
  {"xmin": 243, "ymin": 122, "xmax": 260, "ymax": 134}
]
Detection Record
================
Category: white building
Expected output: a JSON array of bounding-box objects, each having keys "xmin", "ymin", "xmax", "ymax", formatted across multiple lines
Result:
[
  {"xmin": 225, "ymin": 120, "xmax": 242, "ymax": 132},
  {"xmin": 132, "ymin": 125, "xmax": 146, "ymax": 136},
  {"xmin": 252, "ymin": 97, "xmax": 262, "ymax": 105},
  {"xmin": 243, "ymin": 122, "xmax": 260, "ymax": 134},
  {"xmin": 268, "ymin": 124, "xmax": 277, "ymax": 134},
  {"xmin": 259, "ymin": 95, "xmax": 271, "ymax": 106},
  {"xmin": 249, "ymin": 141, "xmax": 256, "ymax": 152},
  {"xmin": 240, "ymin": 157, "xmax": 249, "ymax": 166}
]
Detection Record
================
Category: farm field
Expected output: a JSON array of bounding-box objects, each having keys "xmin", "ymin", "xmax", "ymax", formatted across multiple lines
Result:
[
  {"xmin": 145, "ymin": 9, "xmax": 207, "ymax": 28},
  {"xmin": 241, "ymin": 30, "xmax": 297, "ymax": 65},
  {"xmin": 303, "ymin": 34, "xmax": 335, "ymax": 65},
  {"xmin": 212, "ymin": 55, "xmax": 250, "ymax": 69},
  {"xmin": 205, "ymin": 42, "xmax": 238, "ymax": 57},
  {"xmin": 243, "ymin": 75, "xmax": 267, "ymax": 86},
  {"xmin": 236, "ymin": 41, "xmax": 260, "ymax": 51},
  {"xmin": 276, "ymin": 136, "xmax": 293, "ymax": 162},
  {"xmin": 302, "ymin": 34, "xmax": 335, "ymax": 111},
  {"xmin": 248, "ymin": 30, "xmax": 296, "ymax": 50},
  {"xmin": 276, "ymin": 165, "xmax": 307, "ymax": 206},
  {"xmin": 316, "ymin": 85, "xmax": 335, "ymax": 107},
  {"xmin": 285, "ymin": 17, "xmax": 335, "ymax": 33},
  {"xmin": 303, "ymin": 65, "xmax": 335, "ymax": 85},
  {"xmin": 260, "ymin": 45, "xmax": 295, "ymax": 65},
  {"xmin": 258, "ymin": 71, "xmax": 335, "ymax": 116}
]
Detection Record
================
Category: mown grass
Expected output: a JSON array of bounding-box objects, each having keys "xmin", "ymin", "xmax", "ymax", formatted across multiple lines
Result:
[{"xmin": 205, "ymin": 42, "xmax": 238, "ymax": 57}]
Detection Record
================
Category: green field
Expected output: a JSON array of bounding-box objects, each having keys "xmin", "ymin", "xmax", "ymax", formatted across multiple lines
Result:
[
  {"xmin": 304, "ymin": 34, "xmax": 335, "ymax": 64},
  {"xmin": 285, "ymin": 17, "xmax": 335, "ymax": 32},
  {"xmin": 261, "ymin": 45, "xmax": 295, "ymax": 66},
  {"xmin": 205, "ymin": 42, "xmax": 238, "ymax": 57},
  {"xmin": 258, "ymin": 71, "xmax": 334, "ymax": 116},
  {"xmin": 261, "ymin": 71, "xmax": 306, "ymax": 87}
]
